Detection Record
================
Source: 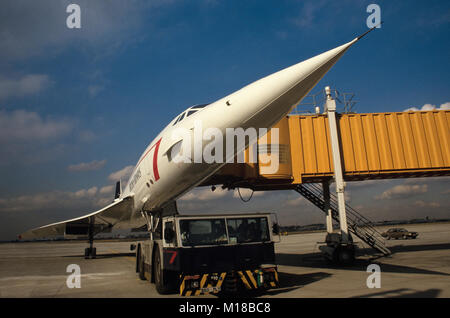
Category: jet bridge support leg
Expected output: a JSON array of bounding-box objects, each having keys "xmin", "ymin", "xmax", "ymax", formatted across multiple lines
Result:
[
  {"xmin": 323, "ymin": 181, "xmax": 333, "ymax": 234},
  {"xmin": 319, "ymin": 86, "xmax": 355, "ymax": 265},
  {"xmin": 85, "ymin": 216, "xmax": 97, "ymax": 259}
]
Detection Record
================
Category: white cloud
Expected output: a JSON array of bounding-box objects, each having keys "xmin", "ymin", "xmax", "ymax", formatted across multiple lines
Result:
[
  {"xmin": 439, "ymin": 102, "xmax": 450, "ymax": 110},
  {"xmin": 0, "ymin": 186, "xmax": 107, "ymax": 213},
  {"xmin": 284, "ymin": 196, "xmax": 307, "ymax": 207},
  {"xmin": 291, "ymin": 0, "xmax": 327, "ymax": 28},
  {"xmin": 0, "ymin": 109, "xmax": 74, "ymax": 165},
  {"xmin": 68, "ymin": 160, "xmax": 106, "ymax": 172},
  {"xmin": 108, "ymin": 165, "xmax": 134, "ymax": 182},
  {"xmin": 88, "ymin": 85, "xmax": 104, "ymax": 97},
  {"xmin": 77, "ymin": 130, "xmax": 98, "ymax": 143},
  {"xmin": 376, "ymin": 184, "xmax": 428, "ymax": 200},
  {"xmin": 0, "ymin": 74, "xmax": 51, "ymax": 100},
  {"xmin": 414, "ymin": 200, "xmax": 440, "ymax": 208},
  {"xmin": 403, "ymin": 102, "xmax": 450, "ymax": 112},
  {"xmin": 0, "ymin": 109, "xmax": 72, "ymax": 142},
  {"xmin": 232, "ymin": 188, "xmax": 265, "ymax": 199},
  {"xmin": 95, "ymin": 197, "xmax": 114, "ymax": 208},
  {"xmin": 404, "ymin": 176, "xmax": 450, "ymax": 185},
  {"xmin": 74, "ymin": 187, "xmax": 98, "ymax": 198},
  {"xmin": 99, "ymin": 185, "xmax": 115, "ymax": 195},
  {"xmin": 180, "ymin": 187, "xmax": 229, "ymax": 201},
  {"xmin": 0, "ymin": 0, "xmax": 177, "ymax": 61}
]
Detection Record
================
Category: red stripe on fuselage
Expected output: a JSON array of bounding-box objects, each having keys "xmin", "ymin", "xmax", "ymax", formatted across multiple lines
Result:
[
  {"xmin": 152, "ymin": 139, "xmax": 161, "ymax": 181},
  {"xmin": 135, "ymin": 138, "xmax": 162, "ymax": 181}
]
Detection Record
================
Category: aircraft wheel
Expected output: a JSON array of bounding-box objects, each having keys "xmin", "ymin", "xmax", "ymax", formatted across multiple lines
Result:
[{"xmin": 84, "ymin": 247, "xmax": 96, "ymax": 259}]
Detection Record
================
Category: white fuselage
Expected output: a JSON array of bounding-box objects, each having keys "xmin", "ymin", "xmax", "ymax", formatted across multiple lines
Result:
[{"xmin": 121, "ymin": 38, "xmax": 358, "ymax": 223}]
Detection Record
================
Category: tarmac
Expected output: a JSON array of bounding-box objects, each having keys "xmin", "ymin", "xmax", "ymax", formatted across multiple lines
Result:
[{"xmin": 1, "ymin": 222, "xmax": 449, "ymax": 298}]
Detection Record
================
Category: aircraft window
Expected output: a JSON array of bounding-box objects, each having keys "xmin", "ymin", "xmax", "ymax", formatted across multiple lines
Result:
[
  {"xmin": 190, "ymin": 104, "xmax": 208, "ymax": 109},
  {"xmin": 173, "ymin": 104, "xmax": 208, "ymax": 126},
  {"xmin": 172, "ymin": 112, "xmax": 186, "ymax": 126}
]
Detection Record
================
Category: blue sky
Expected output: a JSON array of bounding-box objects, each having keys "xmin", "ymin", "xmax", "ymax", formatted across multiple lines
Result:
[{"xmin": 0, "ymin": 0, "xmax": 449, "ymax": 240}]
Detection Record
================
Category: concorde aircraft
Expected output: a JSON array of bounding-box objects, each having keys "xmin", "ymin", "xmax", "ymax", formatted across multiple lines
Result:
[{"xmin": 20, "ymin": 27, "xmax": 379, "ymax": 255}]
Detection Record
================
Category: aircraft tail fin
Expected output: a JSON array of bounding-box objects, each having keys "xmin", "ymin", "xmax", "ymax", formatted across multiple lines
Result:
[{"xmin": 115, "ymin": 180, "xmax": 122, "ymax": 199}]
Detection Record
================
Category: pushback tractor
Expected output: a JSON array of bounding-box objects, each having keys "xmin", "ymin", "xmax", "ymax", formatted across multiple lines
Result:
[{"xmin": 132, "ymin": 212, "xmax": 280, "ymax": 296}]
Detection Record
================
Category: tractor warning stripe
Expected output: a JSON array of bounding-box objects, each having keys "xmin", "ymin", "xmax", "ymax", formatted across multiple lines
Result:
[
  {"xmin": 179, "ymin": 268, "xmax": 278, "ymax": 295},
  {"xmin": 237, "ymin": 271, "xmax": 252, "ymax": 290}
]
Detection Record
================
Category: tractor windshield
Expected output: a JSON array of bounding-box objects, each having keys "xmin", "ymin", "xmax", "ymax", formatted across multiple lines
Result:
[
  {"xmin": 180, "ymin": 219, "xmax": 228, "ymax": 246},
  {"xmin": 179, "ymin": 216, "xmax": 270, "ymax": 246},
  {"xmin": 226, "ymin": 217, "xmax": 270, "ymax": 244}
]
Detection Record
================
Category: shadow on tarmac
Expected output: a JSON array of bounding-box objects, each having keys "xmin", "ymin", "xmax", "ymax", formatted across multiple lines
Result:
[
  {"xmin": 387, "ymin": 242, "xmax": 450, "ymax": 254},
  {"xmin": 354, "ymin": 288, "xmax": 441, "ymax": 298},
  {"xmin": 63, "ymin": 252, "xmax": 135, "ymax": 259},
  {"xmin": 356, "ymin": 242, "xmax": 450, "ymax": 256},
  {"xmin": 276, "ymin": 242, "xmax": 450, "ymax": 277},
  {"xmin": 265, "ymin": 271, "xmax": 332, "ymax": 296},
  {"xmin": 217, "ymin": 271, "xmax": 332, "ymax": 297}
]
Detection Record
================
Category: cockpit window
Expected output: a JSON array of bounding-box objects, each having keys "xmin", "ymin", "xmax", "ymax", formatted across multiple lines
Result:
[
  {"xmin": 172, "ymin": 104, "xmax": 209, "ymax": 126},
  {"xmin": 172, "ymin": 112, "xmax": 186, "ymax": 126},
  {"xmin": 190, "ymin": 104, "xmax": 209, "ymax": 109}
]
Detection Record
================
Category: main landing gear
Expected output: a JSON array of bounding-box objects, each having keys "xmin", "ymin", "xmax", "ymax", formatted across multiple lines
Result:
[
  {"xmin": 84, "ymin": 216, "xmax": 97, "ymax": 259},
  {"xmin": 319, "ymin": 232, "xmax": 355, "ymax": 266}
]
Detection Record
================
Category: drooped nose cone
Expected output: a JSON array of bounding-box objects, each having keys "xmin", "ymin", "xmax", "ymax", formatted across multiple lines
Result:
[
  {"xmin": 272, "ymin": 38, "xmax": 358, "ymax": 100},
  {"xmin": 236, "ymin": 38, "xmax": 359, "ymax": 128}
]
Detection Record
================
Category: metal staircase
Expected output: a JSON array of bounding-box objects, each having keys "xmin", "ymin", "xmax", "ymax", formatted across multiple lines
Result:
[{"xmin": 295, "ymin": 183, "xmax": 391, "ymax": 256}]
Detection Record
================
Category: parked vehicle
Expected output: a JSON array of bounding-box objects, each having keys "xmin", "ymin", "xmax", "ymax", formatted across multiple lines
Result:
[{"xmin": 381, "ymin": 228, "xmax": 418, "ymax": 240}]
